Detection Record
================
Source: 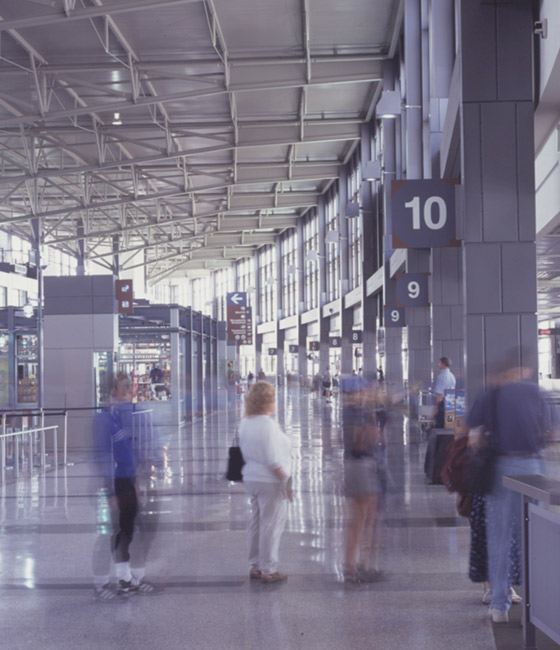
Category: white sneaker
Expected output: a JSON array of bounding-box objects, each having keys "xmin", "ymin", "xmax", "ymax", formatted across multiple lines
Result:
[{"xmin": 489, "ymin": 608, "xmax": 508, "ymax": 624}]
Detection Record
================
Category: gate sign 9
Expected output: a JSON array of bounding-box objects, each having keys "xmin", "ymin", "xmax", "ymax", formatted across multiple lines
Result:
[
  {"xmin": 384, "ymin": 305, "xmax": 405, "ymax": 328},
  {"xmin": 396, "ymin": 273, "xmax": 429, "ymax": 307},
  {"xmin": 391, "ymin": 179, "xmax": 458, "ymax": 248}
]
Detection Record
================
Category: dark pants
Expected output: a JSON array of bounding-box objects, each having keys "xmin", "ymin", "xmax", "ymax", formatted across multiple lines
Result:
[
  {"xmin": 435, "ymin": 400, "xmax": 444, "ymax": 429},
  {"xmin": 114, "ymin": 477, "xmax": 138, "ymax": 564}
]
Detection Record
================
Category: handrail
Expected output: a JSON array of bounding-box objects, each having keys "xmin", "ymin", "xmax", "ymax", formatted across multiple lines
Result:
[{"xmin": 0, "ymin": 423, "xmax": 59, "ymax": 478}]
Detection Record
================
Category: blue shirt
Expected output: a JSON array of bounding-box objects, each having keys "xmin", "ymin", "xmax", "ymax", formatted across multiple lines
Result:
[
  {"xmin": 433, "ymin": 368, "xmax": 456, "ymax": 396},
  {"xmin": 466, "ymin": 381, "xmax": 552, "ymax": 454}
]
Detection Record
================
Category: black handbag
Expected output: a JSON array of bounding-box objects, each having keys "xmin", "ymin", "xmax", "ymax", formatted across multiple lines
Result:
[
  {"xmin": 464, "ymin": 388, "xmax": 499, "ymax": 495},
  {"xmin": 226, "ymin": 433, "xmax": 245, "ymax": 482}
]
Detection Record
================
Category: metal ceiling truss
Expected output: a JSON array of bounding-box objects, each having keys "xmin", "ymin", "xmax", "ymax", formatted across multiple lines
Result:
[{"xmin": 0, "ymin": 0, "xmax": 394, "ymax": 279}]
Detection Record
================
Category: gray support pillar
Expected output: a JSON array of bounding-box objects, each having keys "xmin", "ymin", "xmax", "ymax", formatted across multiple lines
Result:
[
  {"xmin": 318, "ymin": 196, "xmax": 329, "ymax": 373},
  {"xmin": 405, "ymin": 0, "xmax": 432, "ymax": 395},
  {"xmin": 429, "ymin": 0, "xmax": 454, "ymax": 177},
  {"xmin": 254, "ymin": 254, "xmax": 263, "ymax": 374},
  {"xmin": 31, "ymin": 218, "xmax": 44, "ymax": 408},
  {"xmin": 276, "ymin": 240, "xmax": 285, "ymax": 386},
  {"xmin": 112, "ymin": 235, "xmax": 119, "ymax": 276},
  {"xmin": 361, "ymin": 122, "xmax": 378, "ymax": 377},
  {"xmin": 170, "ymin": 307, "xmax": 181, "ymax": 427},
  {"xmin": 185, "ymin": 311, "xmax": 193, "ymax": 418},
  {"xmin": 296, "ymin": 220, "xmax": 308, "ymax": 384},
  {"xmin": 382, "ymin": 59, "xmax": 403, "ymax": 389},
  {"xmin": 459, "ymin": 0, "xmax": 537, "ymax": 400},
  {"xmin": 339, "ymin": 166, "xmax": 354, "ymax": 375},
  {"xmin": 77, "ymin": 219, "xmax": 86, "ymax": 276},
  {"xmin": 429, "ymin": 0, "xmax": 463, "ymax": 384}
]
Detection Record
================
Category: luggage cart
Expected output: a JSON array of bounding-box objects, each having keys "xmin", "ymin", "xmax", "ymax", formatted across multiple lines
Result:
[{"xmin": 418, "ymin": 390, "xmax": 435, "ymax": 437}]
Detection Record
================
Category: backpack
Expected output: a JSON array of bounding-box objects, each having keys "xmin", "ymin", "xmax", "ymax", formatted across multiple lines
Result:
[{"xmin": 441, "ymin": 434, "xmax": 471, "ymax": 494}]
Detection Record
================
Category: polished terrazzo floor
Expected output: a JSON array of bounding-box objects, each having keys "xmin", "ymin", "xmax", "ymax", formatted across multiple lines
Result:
[{"xmin": 1, "ymin": 387, "xmax": 556, "ymax": 650}]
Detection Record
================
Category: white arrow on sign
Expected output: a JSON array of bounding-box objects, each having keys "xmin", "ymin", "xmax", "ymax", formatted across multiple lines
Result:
[{"xmin": 230, "ymin": 293, "xmax": 243, "ymax": 305}]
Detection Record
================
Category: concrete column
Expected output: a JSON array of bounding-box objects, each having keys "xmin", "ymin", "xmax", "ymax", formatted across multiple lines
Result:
[
  {"xmin": 275, "ymin": 240, "xmax": 285, "ymax": 385},
  {"xmin": 31, "ymin": 218, "xmax": 44, "ymax": 408},
  {"xmin": 459, "ymin": 0, "xmax": 538, "ymax": 399},
  {"xmin": 429, "ymin": 0, "xmax": 463, "ymax": 384},
  {"xmin": 296, "ymin": 220, "xmax": 308, "ymax": 384},
  {"xmin": 318, "ymin": 196, "xmax": 329, "ymax": 372},
  {"xmin": 339, "ymin": 165, "xmax": 354, "ymax": 374},
  {"xmin": 405, "ymin": 0, "xmax": 432, "ymax": 395},
  {"xmin": 361, "ymin": 122, "xmax": 379, "ymax": 376},
  {"xmin": 170, "ymin": 307, "xmax": 181, "ymax": 425},
  {"xmin": 382, "ymin": 59, "xmax": 403, "ymax": 389},
  {"xmin": 77, "ymin": 219, "xmax": 86, "ymax": 276}
]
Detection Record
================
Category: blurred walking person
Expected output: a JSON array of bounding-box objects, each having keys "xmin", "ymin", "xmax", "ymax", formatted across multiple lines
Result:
[
  {"xmin": 341, "ymin": 374, "xmax": 381, "ymax": 583},
  {"xmin": 239, "ymin": 381, "xmax": 292, "ymax": 583},
  {"xmin": 466, "ymin": 349, "xmax": 552, "ymax": 623}
]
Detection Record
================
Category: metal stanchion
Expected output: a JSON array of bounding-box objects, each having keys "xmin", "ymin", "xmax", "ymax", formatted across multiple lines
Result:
[
  {"xmin": 63, "ymin": 411, "xmax": 68, "ymax": 466},
  {"xmin": 53, "ymin": 425, "xmax": 58, "ymax": 469}
]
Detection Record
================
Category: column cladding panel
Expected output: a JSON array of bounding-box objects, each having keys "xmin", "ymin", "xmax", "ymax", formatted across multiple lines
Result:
[
  {"xmin": 480, "ymin": 102, "xmax": 519, "ymax": 242},
  {"xmin": 501, "ymin": 243, "xmax": 537, "ymax": 314},
  {"xmin": 464, "ymin": 243, "xmax": 501, "ymax": 314}
]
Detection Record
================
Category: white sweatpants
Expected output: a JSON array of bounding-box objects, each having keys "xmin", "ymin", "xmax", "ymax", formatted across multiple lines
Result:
[{"xmin": 244, "ymin": 481, "xmax": 288, "ymax": 575}]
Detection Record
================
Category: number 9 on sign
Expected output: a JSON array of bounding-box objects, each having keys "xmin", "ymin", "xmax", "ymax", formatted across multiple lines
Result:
[
  {"xmin": 396, "ymin": 273, "xmax": 429, "ymax": 307},
  {"xmin": 384, "ymin": 306, "xmax": 405, "ymax": 328}
]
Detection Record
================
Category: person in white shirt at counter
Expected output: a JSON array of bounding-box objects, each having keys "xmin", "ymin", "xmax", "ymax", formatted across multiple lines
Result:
[{"xmin": 433, "ymin": 357, "xmax": 456, "ymax": 428}]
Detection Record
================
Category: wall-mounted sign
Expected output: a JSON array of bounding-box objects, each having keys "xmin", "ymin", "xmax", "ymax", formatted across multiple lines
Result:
[
  {"xmin": 288, "ymin": 344, "xmax": 298, "ymax": 353},
  {"xmin": 392, "ymin": 179, "xmax": 459, "ymax": 248},
  {"xmin": 384, "ymin": 305, "xmax": 405, "ymax": 328},
  {"xmin": 396, "ymin": 273, "xmax": 429, "ymax": 307},
  {"xmin": 116, "ymin": 279, "xmax": 134, "ymax": 314},
  {"xmin": 309, "ymin": 341, "xmax": 320, "ymax": 351},
  {"xmin": 329, "ymin": 337, "xmax": 341, "ymax": 348},
  {"xmin": 539, "ymin": 328, "xmax": 560, "ymax": 335},
  {"xmin": 268, "ymin": 347, "xmax": 277, "ymax": 356},
  {"xmin": 351, "ymin": 331, "xmax": 363, "ymax": 344}
]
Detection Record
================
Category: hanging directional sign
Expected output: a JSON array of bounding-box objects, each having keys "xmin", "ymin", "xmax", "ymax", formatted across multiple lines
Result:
[
  {"xmin": 384, "ymin": 305, "xmax": 405, "ymax": 328},
  {"xmin": 329, "ymin": 337, "xmax": 342, "ymax": 348},
  {"xmin": 268, "ymin": 347, "xmax": 277, "ymax": 355},
  {"xmin": 226, "ymin": 292, "xmax": 251, "ymax": 344},
  {"xmin": 351, "ymin": 331, "xmax": 363, "ymax": 344},
  {"xmin": 116, "ymin": 279, "xmax": 134, "ymax": 314},
  {"xmin": 309, "ymin": 341, "xmax": 320, "ymax": 351},
  {"xmin": 392, "ymin": 179, "xmax": 459, "ymax": 248},
  {"xmin": 396, "ymin": 273, "xmax": 429, "ymax": 307},
  {"xmin": 288, "ymin": 344, "xmax": 298, "ymax": 353}
]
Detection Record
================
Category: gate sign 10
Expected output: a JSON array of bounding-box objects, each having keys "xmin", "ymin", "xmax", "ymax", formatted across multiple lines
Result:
[
  {"xmin": 391, "ymin": 179, "xmax": 459, "ymax": 248},
  {"xmin": 384, "ymin": 305, "xmax": 405, "ymax": 328},
  {"xmin": 397, "ymin": 273, "xmax": 429, "ymax": 307}
]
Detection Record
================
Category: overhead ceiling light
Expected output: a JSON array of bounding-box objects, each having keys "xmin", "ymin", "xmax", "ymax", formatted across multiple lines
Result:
[
  {"xmin": 345, "ymin": 202, "xmax": 360, "ymax": 218},
  {"xmin": 376, "ymin": 90, "xmax": 401, "ymax": 119},
  {"xmin": 363, "ymin": 159, "xmax": 382, "ymax": 181}
]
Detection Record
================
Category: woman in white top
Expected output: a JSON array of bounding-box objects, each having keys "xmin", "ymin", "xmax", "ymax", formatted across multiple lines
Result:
[{"xmin": 239, "ymin": 381, "xmax": 292, "ymax": 583}]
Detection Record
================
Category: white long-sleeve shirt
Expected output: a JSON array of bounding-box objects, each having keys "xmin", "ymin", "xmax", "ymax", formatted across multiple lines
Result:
[{"xmin": 239, "ymin": 414, "xmax": 291, "ymax": 483}]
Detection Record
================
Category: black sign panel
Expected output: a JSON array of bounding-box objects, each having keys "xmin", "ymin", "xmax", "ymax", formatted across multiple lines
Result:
[
  {"xmin": 392, "ymin": 179, "xmax": 459, "ymax": 248},
  {"xmin": 309, "ymin": 341, "xmax": 320, "ymax": 351},
  {"xmin": 384, "ymin": 305, "xmax": 405, "ymax": 328},
  {"xmin": 397, "ymin": 273, "xmax": 429, "ymax": 307},
  {"xmin": 268, "ymin": 347, "xmax": 277, "ymax": 355},
  {"xmin": 288, "ymin": 344, "xmax": 298, "ymax": 353},
  {"xmin": 329, "ymin": 337, "xmax": 341, "ymax": 348},
  {"xmin": 351, "ymin": 331, "xmax": 363, "ymax": 344}
]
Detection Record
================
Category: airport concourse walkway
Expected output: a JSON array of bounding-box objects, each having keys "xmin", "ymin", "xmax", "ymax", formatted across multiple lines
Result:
[{"xmin": 1, "ymin": 388, "xmax": 558, "ymax": 650}]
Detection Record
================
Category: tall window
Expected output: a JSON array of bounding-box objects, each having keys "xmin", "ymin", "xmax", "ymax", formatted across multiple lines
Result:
[
  {"xmin": 303, "ymin": 213, "xmax": 319, "ymax": 310},
  {"xmin": 325, "ymin": 184, "xmax": 340, "ymax": 302},
  {"xmin": 281, "ymin": 229, "xmax": 298, "ymax": 317},
  {"xmin": 258, "ymin": 245, "xmax": 277, "ymax": 323},
  {"xmin": 348, "ymin": 153, "xmax": 363, "ymax": 289}
]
